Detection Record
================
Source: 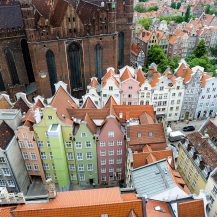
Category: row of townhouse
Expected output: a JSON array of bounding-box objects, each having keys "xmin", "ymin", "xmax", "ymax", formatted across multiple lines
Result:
[
  {"xmin": 133, "ymin": 14, "xmax": 217, "ymax": 64},
  {"xmin": 83, "ymin": 62, "xmax": 217, "ymax": 122},
  {"xmin": 177, "ymin": 117, "xmax": 217, "ymax": 216},
  {"xmin": 0, "ymin": 82, "xmax": 157, "ymax": 191}
]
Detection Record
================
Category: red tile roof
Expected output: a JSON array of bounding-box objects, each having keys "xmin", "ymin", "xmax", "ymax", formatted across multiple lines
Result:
[
  {"xmin": 131, "ymin": 43, "xmax": 141, "ymax": 56},
  {"xmin": 0, "ymin": 96, "xmax": 11, "ymax": 109},
  {"xmin": 83, "ymin": 113, "xmax": 97, "ymax": 134},
  {"xmin": 104, "ymin": 96, "xmax": 117, "ymax": 109},
  {"xmin": 82, "ymin": 97, "xmax": 97, "ymax": 109},
  {"xmin": 102, "ymin": 69, "xmax": 119, "ymax": 88},
  {"xmin": 136, "ymin": 68, "xmax": 145, "ymax": 86},
  {"xmin": 200, "ymin": 73, "xmax": 212, "ymax": 88},
  {"xmin": 127, "ymin": 123, "xmax": 166, "ymax": 146},
  {"xmin": 12, "ymin": 98, "xmax": 29, "ymax": 114},
  {"xmin": 139, "ymin": 112, "xmax": 154, "ymax": 125},
  {"xmin": 120, "ymin": 67, "xmax": 133, "ymax": 82},
  {"xmin": 90, "ymin": 77, "xmax": 99, "ymax": 88},
  {"xmin": 176, "ymin": 63, "xmax": 193, "ymax": 84},
  {"xmin": 0, "ymin": 207, "xmax": 12, "ymax": 217},
  {"xmin": 13, "ymin": 188, "xmax": 143, "ymax": 217}
]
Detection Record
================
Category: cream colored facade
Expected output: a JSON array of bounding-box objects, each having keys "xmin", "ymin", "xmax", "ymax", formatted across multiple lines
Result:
[{"xmin": 177, "ymin": 142, "xmax": 207, "ymax": 195}]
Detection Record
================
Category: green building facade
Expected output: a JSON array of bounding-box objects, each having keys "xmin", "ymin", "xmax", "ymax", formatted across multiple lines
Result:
[{"xmin": 33, "ymin": 107, "xmax": 98, "ymax": 190}]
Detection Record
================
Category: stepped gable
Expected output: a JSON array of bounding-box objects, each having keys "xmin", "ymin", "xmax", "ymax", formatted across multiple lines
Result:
[
  {"xmin": 12, "ymin": 98, "xmax": 29, "ymax": 114},
  {"xmin": 82, "ymin": 97, "xmax": 97, "ymax": 109},
  {"xmin": 0, "ymin": 121, "xmax": 14, "ymax": 150},
  {"xmin": 83, "ymin": 113, "xmax": 97, "ymax": 134}
]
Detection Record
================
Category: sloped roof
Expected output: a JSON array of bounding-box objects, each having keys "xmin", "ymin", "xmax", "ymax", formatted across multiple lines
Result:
[
  {"xmin": 0, "ymin": 121, "xmax": 14, "ymax": 150},
  {"xmin": 200, "ymin": 73, "xmax": 212, "ymax": 88},
  {"xmin": 127, "ymin": 123, "xmax": 166, "ymax": 146},
  {"xmin": 82, "ymin": 97, "xmax": 97, "ymax": 109},
  {"xmin": 101, "ymin": 69, "xmax": 119, "ymax": 88},
  {"xmin": 104, "ymin": 96, "xmax": 118, "ymax": 109},
  {"xmin": 83, "ymin": 113, "xmax": 97, "ymax": 134},
  {"xmin": 12, "ymin": 98, "xmax": 29, "ymax": 114},
  {"xmin": 13, "ymin": 188, "xmax": 143, "ymax": 217},
  {"xmin": 120, "ymin": 68, "xmax": 133, "ymax": 82},
  {"xmin": 50, "ymin": 86, "xmax": 78, "ymax": 120},
  {"xmin": 0, "ymin": 96, "xmax": 11, "ymax": 109},
  {"xmin": 90, "ymin": 77, "xmax": 99, "ymax": 88},
  {"xmin": 200, "ymin": 119, "xmax": 217, "ymax": 138},
  {"xmin": 131, "ymin": 43, "xmax": 141, "ymax": 56},
  {"xmin": 139, "ymin": 112, "xmax": 154, "ymax": 125},
  {"xmin": 136, "ymin": 68, "xmax": 145, "ymax": 86}
]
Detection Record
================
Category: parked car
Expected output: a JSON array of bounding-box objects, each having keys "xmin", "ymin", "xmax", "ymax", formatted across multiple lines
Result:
[
  {"xmin": 168, "ymin": 131, "xmax": 185, "ymax": 142},
  {"xmin": 182, "ymin": 126, "xmax": 195, "ymax": 132}
]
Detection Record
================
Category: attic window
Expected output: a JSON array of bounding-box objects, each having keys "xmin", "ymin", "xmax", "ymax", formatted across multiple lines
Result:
[
  {"xmin": 119, "ymin": 113, "xmax": 123, "ymax": 118},
  {"xmin": 101, "ymin": 214, "xmax": 109, "ymax": 217},
  {"xmin": 154, "ymin": 206, "xmax": 166, "ymax": 213},
  {"xmin": 137, "ymin": 132, "xmax": 142, "ymax": 138}
]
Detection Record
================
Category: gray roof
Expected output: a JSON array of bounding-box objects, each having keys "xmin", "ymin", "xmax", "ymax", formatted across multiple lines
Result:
[
  {"xmin": 0, "ymin": 109, "xmax": 20, "ymax": 120},
  {"xmin": 132, "ymin": 159, "xmax": 176, "ymax": 197},
  {"xmin": 0, "ymin": 2, "xmax": 24, "ymax": 30}
]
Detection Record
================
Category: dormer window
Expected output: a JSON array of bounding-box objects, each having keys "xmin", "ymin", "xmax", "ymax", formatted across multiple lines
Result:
[{"xmin": 119, "ymin": 112, "xmax": 123, "ymax": 118}]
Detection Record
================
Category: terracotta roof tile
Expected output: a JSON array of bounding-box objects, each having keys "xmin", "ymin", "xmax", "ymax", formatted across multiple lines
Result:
[
  {"xmin": 178, "ymin": 199, "xmax": 205, "ymax": 217},
  {"xmin": 90, "ymin": 77, "xmax": 99, "ymax": 88},
  {"xmin": 0, "ymin": 207, "xmax": 12, "ymax": 217},
  {"xmin": 131, "ymin": 43, "xmax": 141, "ymax": 56},
  {"xmin": 83, "ymin": 113, "xmax": 97, "ymax": 134},
  {"xmin": 127, "ymin": 123, "xmax": 166, "ymax": 146},
  {"xmin": 12, "ymin": 98, "xmax": 29, "ymax": 114},
  {"xmin": 200, "ymin": 119, "xmax": 217, "ymax": 138},
  {"xmin": 120, "ymin": 68, "xmax": 133, "ymax": 82},
  {"xmin": 139, "ymin": 112, "xmax": 154, "ymax": 125},
  {"xmin": 82, "ymin": 97, "xmax": 97, "ymax": 109},
  {"xmin": 149, "ymin": 72, "xmax": 161, "ymax": 87},
  {"xmin": 113, "ymin": 105, "xmax": 155, "ymax": 123},
  {"xmin": 0, "ymin": 121, "xmax": 14, "ymax": 150},
  {"xmin": 50, "ymin": 86, "xmax": 78, "ymax": 120},
  {"xmin": 200, "ymin": 73, "xmax": 212, "ymax": 88},
  {"xmin": 136, "ymin": 68, "xmax": 145, "ymax": 86},
  {"xmin": 104, "ymin": 96, "xmax": 117, "ymax": 109},
  {"xmin": 102, "ymin": 69, "xmax": 119, "ymax": 88},
  {"xmin": 0, "ymin": 96, "xmax": 11, "ymax": 109}
]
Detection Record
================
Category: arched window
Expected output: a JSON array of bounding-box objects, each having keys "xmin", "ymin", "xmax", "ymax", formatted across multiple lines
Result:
[
  {"xmin": 0, "ymin": 72, "xmax": 5, "ymax": 91},
  {"xmin": 95, "ymin": 44, "xmax": 103, "ymax": 81},
  {"xmin": 21, "ymin": 39, "xmax": 35, "ymax": 83},
  {"xmin": 118, "ymin": 32, "xmax": 124, "ymax": 67},
  {"xmin": 140, "ymin": 101, "xmax": 144, "ymax": 105},
  {"xmin": 46, "ymin": 50, "xmax": 57, "ymax": 95},
  {"xmin": 4, "ymin": 48, "xmax": 19, "ymax": 85},
  {"xmin": 68, "ymin": 43, "xmax": 82, "ymax": 90}
]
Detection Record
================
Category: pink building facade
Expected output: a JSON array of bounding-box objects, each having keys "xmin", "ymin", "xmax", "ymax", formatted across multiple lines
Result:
[
  {"xmin": 120, "ymin": 78, "xmax": 140, "ymax": 105},
  {"xmin": 97, "ymin": 115, "xmax": 126, "ymax": 184}
]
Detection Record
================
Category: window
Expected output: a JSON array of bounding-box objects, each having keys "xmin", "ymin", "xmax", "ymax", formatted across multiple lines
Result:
[
  {"xmin": 47, "ymin": 141, "xmax": 50, "ymax": 147},
  {"xmin": 49, "ymin": 152, "xmax": 53, "ymax": 160},
  {"xmin": 212, "ymin": 186, "xmax": 217, "ymax": 196},
  {"xmin": 0, "ymin": 157, "xmax": 5, "ymax": 163},
  {"xmin": 77, "ymin": 153, "xmax": 83, "ymax": 161},
  {"xmin": 71, "ymin": 174, "xmax": 77, "ymax": 180},
  {"xmin": 177, "ymin": 100, "xmax": 181, "ymax": 104},
  {"xmin": 26, "ymin": 163, "xmax": 32, "ymax": 171},
  {"xmin": 31, "ymin": 152, "xmax": 37, "ymax": 160},
  {"xmin": 129, "ymin": 86, "xmax": 132, "ymax": 90},
  {"xmin": 86, "ymin": 141, "xmax": 91, "ymax": 148},
  {"xmin": 75, "ymin": 142, "xmax": 82, "ymax": 149},
  {"xmin": 108, "ymin": 141, "xmax": 114, "ymax": 146},
  {"xmin": 187, "ymin": 172, "xmax": 192, "ymax": 180},
  {"xmin": 109, "ymin": 176, "xmax": 114, "ymax": 181},
  {"xmin": 109, "ymin": 159, "xmax": 114, "ymax": 165},
  {"xmin": 41, "ymin": 152, "xmax": 46, "ymax": 160},
  {"xmin": 148, "ymin": 132, "xmax": 153, "ymax": 137},
  {"xmin": 48, "ymin": 116, "xmax": 52, "ymax": 120},
  {"xmin": 178, "ymin": 92, "xmax": 182, "ymax": 96},
  {"xmin": 22, "ymin": 152, "xmax": 29, "ymax": 160},
  {"xmin": 86, "ymin": 152, "xmax": 92, "ymax": 160},
  {"xmin": 116, "ymin": 167, "xmax": 122, "ymax": 172},
  {"xmin": 78, "ymin": 164, "xmax": 84, "ymax": 171},
  {"xmin": 101, "ymin": 159, "xmax": 106, "ymax": 165},
  {"xmin": 117, "ymin": 149, "xmax": 122, "ymax": 155},
  {"xmin": 67, "ymin": 152, "xmax": 74, "ymax": 160},
  {"xmin": 117, "ymin": 158, "xmax": 122, "ymax": 164},
  {"xmin": 171, "ymin": 100, "xmax": 175, "ymax": 105},
  {"xmin": 117, "ymin": 140, "xmax": 122, "ymax": 146},
  {"xmin": 108, "ymin": 150, "xmax": 114, "ymax": 156},
  {"xmin": 160, "ymin": 86, "xmax": 164, "ymax": 91},
  {"xmin": 108, "ymin": 131, "xmax": 114, "ymax": 138},
  {"xmin": 34, "ymin": 164, "xmax": 39, "ymax": 171},
  {"xmin": 109, "ymin": 86, "xmax": 113, "ymax": 91},
  {"xmin": 170, "ymin": 107, "xmax": 173, "ymax": 111},
  {"xmin": 101, "ymin": 168, "xmax": 106, "ymax": 173},
  {"xmin": 79, "ymin": 174, "xmax": 85, "ymax": 181},
  {"xmin": 28, "ymin": 141, "xmax": 33, "ymax": 148},
  {"xmin": 66, "ymin": 142, "xmax": 72, "ymax": 148},
  {"xmin": 109, "ymin": 168, "xmax": 114, "ymax": 173},
  {"xmin": 172, "ymin": 93, "xmax": 176, "ymax": 97},
  {"xmin": 87, "ymin": 164, "xmax": 93, "ymax": 171},
  {"xmin": 137, "ymin": 132, "xmax": 142, "ymax": 138},
  {"xmin": 69, "ymin": 164, "xmax": 75, "ymax": 171},
  {"xmin": 101, "ymin": 175, "xmax": 106, "ymax": 181},
  {"xmin": 43, "ymin": 163, "xmax": 49, "ymax": 170},
  {"xmin": 128, "ymin": 94, "xmax": 132, "ymax": 98},
  {"xmin": 177, "ymin": 86, "xmax": 180, "ymax": 90},
  {"xmin": 100, "ymin": 150, "xmax": 106, "ymax": 156},
  {"xmin": 38, "ymin": 141, "xmax": 44, "ymax": 147},
  {"xmin": 18, "ymin": 141, "xmax": 25, "ymax": 148},
  {"xmin": 0, "ymin": 180, "xmax": 6, "ymax": 187},
  {"xmin": 7, "ymin": 180, "xmax": 15, "ymax": 188},
  {"xmin": 81, "ymin": 132, "xmax": 86, "ymax": 137},
  {"xmin": 100, "ymin": 141, "xmax": 105, "ymax": 147}
]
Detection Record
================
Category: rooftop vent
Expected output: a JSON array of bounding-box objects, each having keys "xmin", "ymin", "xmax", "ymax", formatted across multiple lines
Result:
[{"xmin": 154, "ymin": 206, "xmax": 166, "ymax": 213}]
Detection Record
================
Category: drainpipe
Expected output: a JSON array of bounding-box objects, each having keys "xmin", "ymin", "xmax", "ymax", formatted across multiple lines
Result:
[{"xmin": 142, "ymin": 197, "xmax": 147, "ymax": 217}]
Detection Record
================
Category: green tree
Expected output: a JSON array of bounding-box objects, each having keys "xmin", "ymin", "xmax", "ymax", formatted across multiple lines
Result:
[
  {"xmin": 210, "ymin": 45, "xmax": 217, "ymax": 58},
  {"xmin": 134, "ymin": 3, "xmax": 145, "ymax": 13},
  {"xmin": 147, "ymin": 45, "xmax": 169, "ymax": 73},
  {"xmin": 184, "ymin": 5, "xmax": 191, "ymax": 22},
  {"xmin": 169, "ymin": 55, "xmax": 180, "ymax": 71},
  {"xmin": 205, "ymin": 4, "xmax": 211, "ymax": 14},
  {"xmin": 138, "ymin": 18, "xmax": 152, "ymax": 30},
  {"xmin": 171, "ymin": 2, "xmax": 176, "ymax": 9},
  {"xmin": 147, "ymin": 6, "xmax": 158, "ymax": 12},
  {"xmin": 176, "ymin": 2, "xmax": 181, "ymax": 9},
  {"xmin": 193, "ymin": 40, "xmax": 208, "ymax": 58}
]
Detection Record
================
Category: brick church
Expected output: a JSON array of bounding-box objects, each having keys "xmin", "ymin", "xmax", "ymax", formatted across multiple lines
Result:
[{"xmin": 0, "ymin": 0, "xmax": 133, "ymax": 98}]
